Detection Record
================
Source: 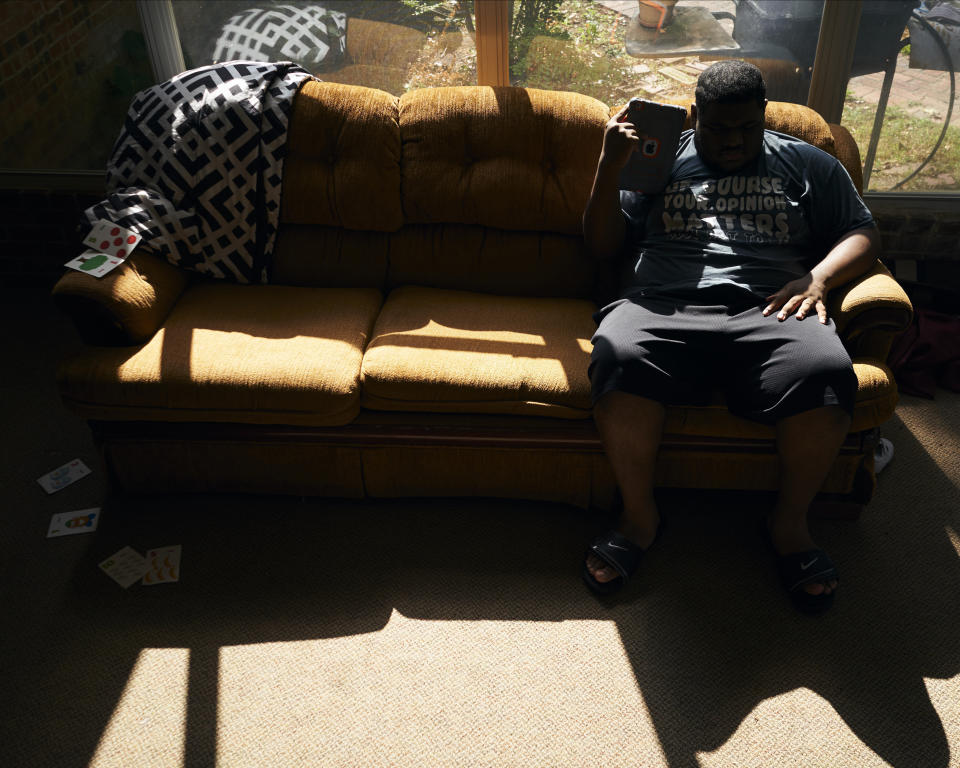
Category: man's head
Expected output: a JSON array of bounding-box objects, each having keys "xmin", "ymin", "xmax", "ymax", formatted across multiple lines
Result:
[{"xmin": 691, "ymin": 60, "xmax": 768, "ymax": 173}]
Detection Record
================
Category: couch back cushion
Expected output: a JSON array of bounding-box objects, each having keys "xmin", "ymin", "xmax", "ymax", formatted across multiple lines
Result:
[
  {"xmin": 271, "ymin": 224, "xmax": 390, "ymax": 288},
  {"xmin": 388, "ymin": 86, "xmax": 607, "ymax": 298},
  {"xmin": 385, "ymin": 224, "xmax": 596, "ymax": 298},
  {"xmin": 278, "ymin": 84, "xmax": 608, "ymax": 295},
  {"xmin": 399, "ymin": 86, "xmax": 606, "ymax": 234},
  {"xmin": 764, "ymin": 101, "xmax": 837, "ymax": 156},
  {"xmin": 282, "ymin": 80, "xmax": 402, "ymax": 231},
  {"xmin": 277, "ymin": 84, "xmax": 855, "ymax": 296}
]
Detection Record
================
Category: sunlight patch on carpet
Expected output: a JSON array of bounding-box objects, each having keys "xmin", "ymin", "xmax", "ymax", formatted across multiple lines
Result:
[
  {"xmin": 946, "ymin": 526, "xmax": 960, "ymax": 560},
  {"xmin": 212, "ymin": 610, "xmax": 670, "ymax": 766},
  {"xmin": 696, "ymin": 688, "xmax": 891, "ymax": 768},
  {"xmin": 925, "ymin": 674, "xmax": 960, "ymax": 767},
  {"xmin": 89, "ymin": 648, "xmax": 190, "ymax": 768}
]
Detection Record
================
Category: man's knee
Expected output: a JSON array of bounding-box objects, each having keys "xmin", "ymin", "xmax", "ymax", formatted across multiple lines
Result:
[
  {"xmin": 732, "ymin": 354, "xmax": 857, "ymax": 424},
  {"xmin": 594, "ymin": 390, "xmax": 667, "ymax": 444},
  {"xmin": 777, "ymin": 404, "xmax": 851, "ymax": 438},
  {"xmin": 595, "ymin": 389, "xmax": 666, "ymax": 417}
]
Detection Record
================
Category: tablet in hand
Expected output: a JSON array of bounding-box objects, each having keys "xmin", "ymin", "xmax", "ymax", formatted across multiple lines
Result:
[{"xmin": 618, "ymin": 98, "xmax": 687, "ymax": 193}]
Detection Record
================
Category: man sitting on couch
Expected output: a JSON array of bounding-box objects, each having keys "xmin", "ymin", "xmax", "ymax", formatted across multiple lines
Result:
[{"xmin": 582, "ymin": 60, "xmax": 879, "ymax": 613}]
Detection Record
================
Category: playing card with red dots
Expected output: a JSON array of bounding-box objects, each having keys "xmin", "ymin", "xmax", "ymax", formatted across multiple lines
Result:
[
  {"xmin": 83, "ymin": 218, "xmax": 142, "ymax": 260},
  {"xmin": 64, "ymin": 249, "xmax": 125, "ymax": 278}
]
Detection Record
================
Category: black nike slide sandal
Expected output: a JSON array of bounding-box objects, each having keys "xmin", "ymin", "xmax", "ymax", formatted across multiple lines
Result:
[
  {"xmin": 761, "ymin": 525, "xmax": 839, "ymax": 614},
  {"xmin": 582, "ymin": 529, "xmax": 652, "ymax": 596}
]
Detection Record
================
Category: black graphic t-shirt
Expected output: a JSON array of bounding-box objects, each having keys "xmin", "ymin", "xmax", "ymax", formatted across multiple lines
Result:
[{"xmin": 619, "ymin": 129, "xmax": 875, "ymax": 300}]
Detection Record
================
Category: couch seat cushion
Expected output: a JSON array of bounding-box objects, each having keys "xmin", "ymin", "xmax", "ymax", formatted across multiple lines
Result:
[
  {"xmin": 658, "ymin": 359, "xmax": 899, "ymax": 439},
  {"xmin": 360, "ymin": 286, "xmax": 596, "ymax": 418},
  {"xmin": 362, "ymin": 285, "xmax": 899, "ymax": 432},
  {"xmin": 57, "ymin": 283, "xmax": 382, "ymax": 426}
]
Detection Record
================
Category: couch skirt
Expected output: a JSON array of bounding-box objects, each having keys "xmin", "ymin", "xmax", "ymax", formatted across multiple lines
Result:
[{"xmin": 92, "ymin": 420, "xmax": 875, "ymax": 511}]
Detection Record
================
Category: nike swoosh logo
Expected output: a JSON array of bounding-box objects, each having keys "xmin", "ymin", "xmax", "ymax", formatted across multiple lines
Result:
[
  {"xmin": 800, "ymin": 557, "xmax": 818, "ymax": 570},
  {"xmin": 608, "ymin": 542, "xmax": 629, "ymax": 551}
]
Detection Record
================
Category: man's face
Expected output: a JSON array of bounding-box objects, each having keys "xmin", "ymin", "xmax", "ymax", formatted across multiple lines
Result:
[{"xmin": 691, "ymin": 99, "xmax": 767, "ymax": 173}]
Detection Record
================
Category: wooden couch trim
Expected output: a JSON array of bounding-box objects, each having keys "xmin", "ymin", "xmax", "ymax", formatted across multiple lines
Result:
[{"xmin": 89, "ymin": 419, "xmax": 868, "ymax": 454}]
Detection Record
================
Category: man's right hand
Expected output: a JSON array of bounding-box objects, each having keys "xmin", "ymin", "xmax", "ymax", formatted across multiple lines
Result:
[
  {"xmin": 583, "ymin": 106, "xmax": 637, "ymax": 259},
  {"xmin": 600, "ymin": 104, "xmax": 642, "ymax": 172}
]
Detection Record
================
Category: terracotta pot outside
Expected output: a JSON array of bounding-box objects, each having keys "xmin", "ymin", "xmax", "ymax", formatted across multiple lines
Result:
[{"xmin": 637, "ymin": 0, "xmax": 679, "ymax": 30}]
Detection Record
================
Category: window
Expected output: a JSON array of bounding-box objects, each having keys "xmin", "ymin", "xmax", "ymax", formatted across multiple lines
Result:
[
  {"xmin": 509, "ymin": 0, "xmax": 959, "ymax": 195},
  {"xmin": 171, "ymin": 0, "xmax": 477, "ymax": 96},
  {"xmin": 2, "ymin": 0, "xmax": 958, "ymax": 197},
  {"xmin": 844, "ymin": 0, "xmax": 960, "ymax": 193},
  {"xmin": 510, "ymin": 0, "xmax": 693, "ymax": 105},
  {"xmin": 509, "ymin": 1, "xmax": 813, "ymax": 110}
]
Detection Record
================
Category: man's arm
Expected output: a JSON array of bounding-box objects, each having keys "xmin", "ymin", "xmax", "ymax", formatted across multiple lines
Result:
[
  {"xmin": 583, "ymin": 105, "xmax": 638, "ymax": 260},
  {"xmin": 763, "ymin": 226, "xmax": 880, "ymax": 323}
]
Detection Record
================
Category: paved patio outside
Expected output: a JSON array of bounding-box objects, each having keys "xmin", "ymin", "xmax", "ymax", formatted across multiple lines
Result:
[{"xmin": 598, "ymin": 0, "xmax": 959, "ymax": 121}]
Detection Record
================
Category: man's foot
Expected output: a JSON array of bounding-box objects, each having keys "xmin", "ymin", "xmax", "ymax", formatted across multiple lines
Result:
[
  {"xmin": 585, "ymin": 518, "xmax": 659, "ymax": 585},
  {"xmin": 764, "ymin": 518, "xmax": 838, "ymax": 597}
]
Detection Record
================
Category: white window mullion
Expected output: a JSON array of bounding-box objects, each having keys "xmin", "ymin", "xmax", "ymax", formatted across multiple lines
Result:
[
  {"xmin": 807, "ymin": 0, "xmax": 863, "ymax": 123},
  {"xmin": 137, "ymin": 0, "xmax": 186, "ymax": 83}
]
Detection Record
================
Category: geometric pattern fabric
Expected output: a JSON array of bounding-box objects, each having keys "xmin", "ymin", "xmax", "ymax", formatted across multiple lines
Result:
[
  {"xmin": 213, "ymin": 3, "xmax": 347, "ymax": 70},
  {"xmin": 84, "ymin": 61, "xmax": 313, "ymax": 283}
]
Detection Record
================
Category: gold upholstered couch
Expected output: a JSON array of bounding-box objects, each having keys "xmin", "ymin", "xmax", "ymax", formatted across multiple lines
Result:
[{"xmin": 51, "ymin": 82, "xmax": 913, "ymax": 515}]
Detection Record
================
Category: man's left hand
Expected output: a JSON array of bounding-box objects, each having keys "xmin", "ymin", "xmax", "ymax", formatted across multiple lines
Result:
[{"xmin": 764, "ymin": 274, "xmax": 829, "ymax": 323}]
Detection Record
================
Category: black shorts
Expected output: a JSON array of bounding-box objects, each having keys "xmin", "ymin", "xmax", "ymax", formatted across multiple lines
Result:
[{"xmin": 588, "ymin": 285, "xmax": 857, "ymax": 424}]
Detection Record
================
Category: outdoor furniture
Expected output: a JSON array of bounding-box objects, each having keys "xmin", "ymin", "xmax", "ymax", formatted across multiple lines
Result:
[{"xmin": 625, "ymin": 0, "xmax": 916, "ymax": 73}]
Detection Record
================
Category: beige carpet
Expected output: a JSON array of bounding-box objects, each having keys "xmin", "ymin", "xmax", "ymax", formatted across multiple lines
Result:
[{"xmin": 3, "ymin": 293, "xmax": 959, "ymax": 768}]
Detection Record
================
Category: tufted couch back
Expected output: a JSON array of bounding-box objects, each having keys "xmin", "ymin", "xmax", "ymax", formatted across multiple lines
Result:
[
  {"xmin": 275, "ymin": 81, "xmax": 605, "ymax": 298},
  {"xmin": 274, "ymin": 82, "xmax": 862, "ymax": 299}
]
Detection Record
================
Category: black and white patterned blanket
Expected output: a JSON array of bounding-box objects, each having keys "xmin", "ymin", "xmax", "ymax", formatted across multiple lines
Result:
[{"xmin": 85, "ymin": 61, "xmax": 314, "ymax": 283}]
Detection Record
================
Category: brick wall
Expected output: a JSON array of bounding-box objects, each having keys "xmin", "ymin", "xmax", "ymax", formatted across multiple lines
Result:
[
  {"xmin": 0, "ymin": 0, "xmax": 152, "ymax": 170},
  {"xmin": 870, "ymin": 197, "xmax": 960, "ymax": 300}
]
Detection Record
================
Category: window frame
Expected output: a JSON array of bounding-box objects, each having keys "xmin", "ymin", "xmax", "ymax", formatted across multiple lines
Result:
[{"xmin": 2, "ymin": 0, "xmax": 958, "ymax": 209}]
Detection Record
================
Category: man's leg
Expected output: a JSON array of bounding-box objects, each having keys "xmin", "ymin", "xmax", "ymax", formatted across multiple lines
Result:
[
  {"xmin": 586, "ymin": 390, "xmax": 666, "ymax": 584},
  {"xmin": 726, "ymin": 296, "xmax": 857, "ymax": 600},
  {"xmin": 771, "ymin": 405, "xmax": 850, "ymax": 595}
]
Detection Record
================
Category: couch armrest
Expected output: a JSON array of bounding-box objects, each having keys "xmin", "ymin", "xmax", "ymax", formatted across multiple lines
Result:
[
  {"xmin": 51, "ymin": 252, "xmax": 189, "ymax": 345},
  {"xmin": 830, "ymin": 261, "xmax": 914, "ymax": 360}
]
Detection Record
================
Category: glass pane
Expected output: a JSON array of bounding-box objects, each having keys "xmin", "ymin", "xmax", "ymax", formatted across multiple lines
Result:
[
  {"xmin": 844, "ymin": 0, "xmax": 960, "ymax": 193},
  {"xmin": 172, "ymin": 0, "xmax": 477, "ymax": 96},
  {"xmin": 508, "ymin": 0, "xmax": 692, "ymax": 103},
  {"xmin": 509, "ymin": 0, "xmax": 816, "ymax": 106},
  {"xmin": 0, "ymin": 0, "xmax": 154, "ymax": 171}
]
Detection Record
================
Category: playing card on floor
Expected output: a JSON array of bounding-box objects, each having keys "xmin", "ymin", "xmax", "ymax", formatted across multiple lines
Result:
[
  {"xmin": 99, "ymin": 547, "xmax": 147, "ymax": 588},
  {"xmin": 143, "ymin": 545, "xmax": 182, "ymax": 585},
  {"xmin": 47, "ymin": 508, "xmax": 101, "ymax": 538},
  {"xmin": 83, "ymin": 218, "xmax": 142, "ymax": 259},
  {"xmin": 37, "ymin": 459, "xmax": 92, "ymax": 494},
  {"xmin": 64, "ymin": 250, "xmax": 125, "ymax": 278}
]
